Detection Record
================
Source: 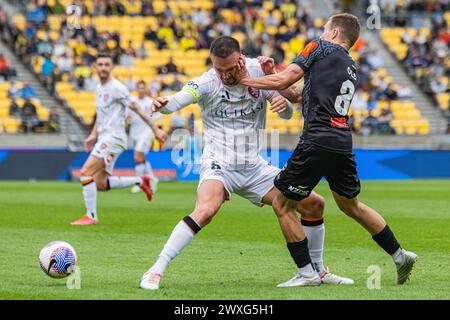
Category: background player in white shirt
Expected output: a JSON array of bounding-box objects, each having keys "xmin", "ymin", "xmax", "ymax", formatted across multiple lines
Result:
[
  {"xmin": 71, "ymin": 53, "xmax": 167, "ymax": 226},
  {"xmin": 127, "ymin": 80, "xmax": 162, "ymax": 193},
  {"xmin": 140, "ymin": 36, "xmax": 352, "ymax": 290}
]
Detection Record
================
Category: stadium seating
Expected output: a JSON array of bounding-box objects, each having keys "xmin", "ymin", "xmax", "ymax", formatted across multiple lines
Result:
[
  {"xmin": 0, "ymin": 81, "xmax": 49, "ymax": 133},
  {"xmin": 8, "ymin": 0, "xmax": 435, "ymax": 136},
  {"xmin": 380, "ymin": 8, "xmax": 449, "ymax": 124}
]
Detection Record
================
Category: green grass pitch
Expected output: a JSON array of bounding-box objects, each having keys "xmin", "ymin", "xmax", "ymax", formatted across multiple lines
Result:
[{"xmin": 0, "ymin": 180, "xmax": 449, "ymax": 300}]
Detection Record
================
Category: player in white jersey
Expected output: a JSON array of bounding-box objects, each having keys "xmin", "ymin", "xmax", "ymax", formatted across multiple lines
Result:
[
  {"xmin": 140, "ymin": 36, "xmax": 352, "ymax": 289},
  {"xmin": 127, "ymin": 80, "xmax": 161, "ymax": 194},
  {"xmin": 71, "ymin": 53, "xmax": 167, "ymax": 226}
]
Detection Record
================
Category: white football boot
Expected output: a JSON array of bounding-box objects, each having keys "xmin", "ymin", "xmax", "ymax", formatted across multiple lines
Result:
[
  {"xmin": 320, "ymin": 267, "xmax": 354, "ymax": 285},
  {"xmin": 140, "ymin": 271, "xmax": 162, "ymax": 290},
  {"xmin": 131, "ymin": 185, "xmax": 141, "ymax": 193},
  {"xmin": 395, "ymin": 249, "xmax": 418, "ymax": 284},
  {"xmin": 277, "ymin": 272, "xmax": 321, "ymax": 287}
]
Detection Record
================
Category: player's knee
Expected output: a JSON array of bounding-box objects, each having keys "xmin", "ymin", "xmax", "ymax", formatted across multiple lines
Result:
[
  {"xmin": 95, "ymin": 178, "xmax": 109, "ymax": 191},
  {"xmin": 298, "ymin": 194, "xmax": 325, "ymax": 219}
]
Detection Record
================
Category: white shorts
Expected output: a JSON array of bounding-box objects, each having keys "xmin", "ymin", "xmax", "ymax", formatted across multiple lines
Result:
[
  {"xmin": 132, "ymin": 131, "xmax": 154, "ymax": 154},
  {"xmin": 198, "ymin": 159, "xmax": 280, "ymax": 206},
  {"xmin": 91, "ymin": 136, "xmax": 126, "ymax": 174}
]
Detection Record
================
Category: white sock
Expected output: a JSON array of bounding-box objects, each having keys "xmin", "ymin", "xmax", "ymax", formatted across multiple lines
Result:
[
  {"xmin": 145, "ymin": 161, "xmax": 155, "ymax": 179},
  {"xmin": 135, "ymin": 163, "xmax": 146, "ymax": 176},
  {"xmin": 150, "ymin": 218, "xmax": 199, "ymax": 275},
  {"xmin": 81, "ymin": 176, "xmax": 97, "ymax": 220},
  {"xmin": 298, "ymin": 263, "xmax": 316, "ymax": 276},
  {"xmin": 302, "ymin": 219, "xmax": 325, "ymax": 275},
  {"xmin": 392, "ymin": 247, "xmax": 405, "ymax": 264},
  {"xmin": 108, "ymin": 176, "xmax": 142, "ymax": 189}
]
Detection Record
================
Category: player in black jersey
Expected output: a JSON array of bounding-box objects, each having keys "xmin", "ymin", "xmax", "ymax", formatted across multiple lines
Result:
[{"xmin": 236, "ymin": 13, "xmax": 417, "ymax": 287}]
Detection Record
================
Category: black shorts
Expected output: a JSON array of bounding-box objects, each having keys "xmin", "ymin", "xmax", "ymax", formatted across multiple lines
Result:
[{"xmin": 274, "ymin": 144, "xmax": 361, "ymax": 201}]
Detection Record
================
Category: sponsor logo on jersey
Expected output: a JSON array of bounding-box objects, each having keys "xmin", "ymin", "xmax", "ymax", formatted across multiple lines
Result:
[
  {"xmin": 247, "ymin": 86, "xmax": 260, "ymax": 99},
  {"xmin": 287, "ymin": 185, "xmax": 310, "ymax": 196},
  {"xmin": 300, "ymin": 41, "xmax": 318, "ymax": 58},
  {"xmin": 331, "ymin": 117, "xmax": 349, "ymax": 129},
  {"xmin": 103, "ymin": 93, "xmax": 109, "ymax": 103},
  {"xmin": 214, "ymin": 103, "xmax": 264, "ymax": 118}
]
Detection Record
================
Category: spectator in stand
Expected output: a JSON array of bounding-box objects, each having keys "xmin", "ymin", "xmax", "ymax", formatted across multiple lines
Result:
[
  {"xmin": 22, "ymin": 98, "xmax": 37, "ymax": 116},
  {"xmin": 164, "ymin": 57, "xmax": 178, "ymax": 74},
  {"xmin": 20, "ymin": 98, "xmax": 39, "ymax": 133},
  {"xmin": 360, "ymin": 111, "xmax": 380, "ymax": 136},
  {"xmin": 47, "ymin": 106, "xmax": 60, "ymax": 133},
  {"xmin": 367, "ymin": 49, "xmax": 384, "ymax": 69},
  {"xmin": 378, "ymin": 106, "xmax": 396, "ymax": 135},
  {"xmin": 73, "ymin": 60, "xmax": 92, "ymax": 90},
  {"xmin": 136, "ymin": 42, "xmax": 149, "ymax": 59},
  {"xmin": 384, "ymin": 83, "xmax": 399, "ymax": 100},
  {"xmin": 106, "ymin": 0, "xmax": 126, "ymax": 16},
  {"xmin": 41, "ymin": 54, "xmax": 55, "ymax": 78},
  {"xmin": 0, "ymin": 5, "xmax": 6, "ymax": 42},
  {"xmin": 120, "ymin": 45, "xmax": 135, "ymax": 67},
  {"xmin": 124, "ymin": 76, "xmax": 136, "ymax": 92},
  {"xmin": 20, "ymin": 81, "xmax": 38, "ymax": 100},
  {"xmin": 9, "ymin": 99, "xmax": 21, "ymax": 118},
  {"xmin": 149, "ymin": 78, "xmax": 161, "ymax": 96},
  {"xmin": 0, "ymin": 53, "xmax": 10, "ymax": 79},
  {"xmin": 37, "ymin": 34, "xmax": 52, "ymax": 56},
  {"xmin": 141, "ymin": 0, "xmax": 154, "ymax": 16},
  {"xmin": 50, "ymin": 0, "xmax": 65, "ymax": 15},
  {"xmin": 57, "ymin": 53, "xmax": 73, "ymax": 74},
  {"xmin": 397, "ymin": 83, "xmax": 413, "ymax": 99},
  {"xmin": 430, "ymin": 75, "xmax": 448, "ymax": 95},
  {"xmin": 144, "ymin": 25, "xmax": 158, "ymax": 42},
  {"xmin": 169, "ymin": 75, "xmax": 183, "ymax": 91},
  {"xmin": 7, "ymin": 79, "xmax": 20, "ymax": 99},
  {"xmin": 157, "ymin": 58, "xmax": 176, "ymax": 75}
]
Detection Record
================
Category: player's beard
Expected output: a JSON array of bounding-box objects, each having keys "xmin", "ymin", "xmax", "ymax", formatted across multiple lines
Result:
[
  {"xmin": 98, "ymin": 71, "xmax": 111, "ymax": 83},
  {"xmin": 222, "ymin": 75, "xmax": 237, "ymax": 86}
]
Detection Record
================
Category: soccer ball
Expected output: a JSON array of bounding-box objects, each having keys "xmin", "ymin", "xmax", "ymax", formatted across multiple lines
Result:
[{"xmin": 38, "ymin": 241, "xmax": 77, "ymax": 278}]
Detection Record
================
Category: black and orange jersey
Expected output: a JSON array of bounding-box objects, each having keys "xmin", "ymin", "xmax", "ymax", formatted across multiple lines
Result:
[{"xmin": 293, "ymin": 38, "xmax": 358, "ymax": 153}]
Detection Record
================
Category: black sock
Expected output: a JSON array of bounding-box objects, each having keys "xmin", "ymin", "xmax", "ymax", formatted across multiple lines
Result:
[
  {"xmin": 183, "ymin": 216, "xmax": 201, "ymax": 234},
  {"xmin": 287, "ymin": 238, "xmax": 312, "ymax": 268},
  {"xmin": 372, "ymin": 225, "xmax": 401, "ymax": 255}
]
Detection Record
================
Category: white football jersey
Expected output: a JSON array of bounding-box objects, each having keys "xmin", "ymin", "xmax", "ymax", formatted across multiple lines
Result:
[
  {"xmin": 95, "ymin": 77, "xmax": 130, "ymax": 146},
  {"xmin": 128, "ymin": 96, "xmax": 160, "ymax": 138},
  {"xmin": 184, "ymin": 58, "xmax": 279, "ymax": 169}
]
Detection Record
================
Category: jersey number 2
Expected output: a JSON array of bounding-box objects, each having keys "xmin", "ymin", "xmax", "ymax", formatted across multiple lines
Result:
[{"xmin": 334, "ymin": 80, "xmax": 355, "ymax": 116}]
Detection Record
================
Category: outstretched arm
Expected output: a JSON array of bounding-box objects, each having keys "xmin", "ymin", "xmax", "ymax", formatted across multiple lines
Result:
[
  {"xmin": 256, "ymin": 56, "xmax": 303, "ymax": 103},
  {"xmin": 151, "ymin": 90, "xmax": 195, "ymax": 115},
  {"xmin": 237, "ymin": 60, "xmax": 305, "ymax": 91}
]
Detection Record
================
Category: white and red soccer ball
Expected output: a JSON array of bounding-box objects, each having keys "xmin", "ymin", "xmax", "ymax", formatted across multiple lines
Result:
[{"xmin": 38, "ymin": 241, "xmax": 77, "ymax": 278}]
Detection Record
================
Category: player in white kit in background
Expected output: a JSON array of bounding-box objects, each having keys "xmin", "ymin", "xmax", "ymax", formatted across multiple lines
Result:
[
  {"xmin": 127, "ymin": 80, "xmax": 162, "ymax": 194},
  {"xmin": 140, "ymin": 36, "xmax": 353, "ymax": 289},
  {"xmin": 71, "ymin": 53, "xmax": 167, "ymax": 226}
]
